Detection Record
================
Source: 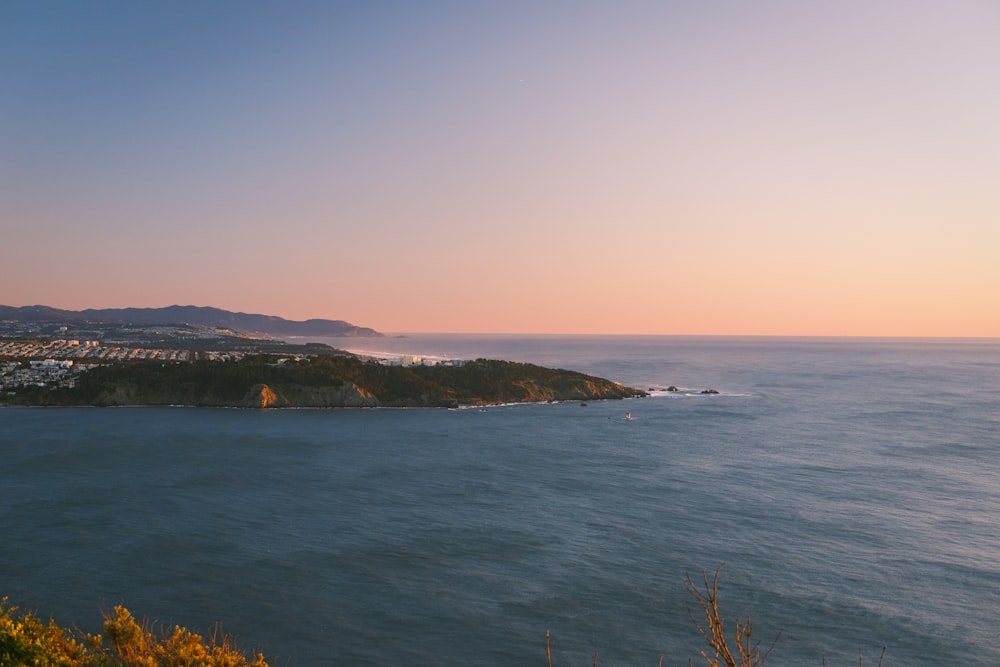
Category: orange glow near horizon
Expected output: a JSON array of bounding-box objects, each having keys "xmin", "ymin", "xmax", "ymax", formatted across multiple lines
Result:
[{"xmin": 3, "ymin": 2, "xmax": 999, "ymax": 338}]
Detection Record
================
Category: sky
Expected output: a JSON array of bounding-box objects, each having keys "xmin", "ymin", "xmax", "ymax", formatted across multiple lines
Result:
[{"xmin": 2, "ymin": 1, "xmax": 999, "ymax": 336}]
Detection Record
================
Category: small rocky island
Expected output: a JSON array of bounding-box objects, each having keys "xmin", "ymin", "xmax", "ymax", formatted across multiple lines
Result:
[{"xmin": 4, "ymin": 354, "xmax": 646, "ymax": 408}]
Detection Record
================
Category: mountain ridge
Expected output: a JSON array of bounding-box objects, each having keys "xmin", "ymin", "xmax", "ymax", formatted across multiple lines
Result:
[{"xmin": 0, "ymin": 304, "xmax": 383, "ymax": 338}]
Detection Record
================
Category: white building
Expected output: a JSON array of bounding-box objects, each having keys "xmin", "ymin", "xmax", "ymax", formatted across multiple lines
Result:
[{"xmin": 29, "ymin": 359, "xmax": 73, "ymax": 369}]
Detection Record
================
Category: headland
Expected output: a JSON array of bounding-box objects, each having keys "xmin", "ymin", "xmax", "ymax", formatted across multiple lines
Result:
[{"xmin": 0, "ymin": 305, "xmax": 645, "ymax": 408}]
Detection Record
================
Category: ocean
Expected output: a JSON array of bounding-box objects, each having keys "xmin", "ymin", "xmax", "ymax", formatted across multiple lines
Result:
[{"xmin": 2, "ymin": 335, "xmax": 999, "ymax": 666}]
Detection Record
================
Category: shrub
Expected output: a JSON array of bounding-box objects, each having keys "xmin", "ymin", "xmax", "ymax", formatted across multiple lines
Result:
[
  {"xmin": 0, "ymin": 599, "xmax": 268, "ymax": 667},
  {"xmin": 0, "ymin": 597, "xmax": 93, "ymax": 666},
  {"xmin": 101, "ymin": 605, "xmax": 269, "ymax": 667}
]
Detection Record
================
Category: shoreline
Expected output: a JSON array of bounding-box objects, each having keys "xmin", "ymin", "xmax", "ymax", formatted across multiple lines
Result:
[{"xmin": 1, "ymin": 356, "xmax": 647, "ymax": 409}]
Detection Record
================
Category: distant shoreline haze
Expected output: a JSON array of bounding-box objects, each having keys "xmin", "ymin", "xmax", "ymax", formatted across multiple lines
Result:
[
  {"xmin": 0, "ymin": 305, "xmax": 384, "ymax": 338},
  {"xmin": 3, "ymin": 304, "xmax": 998, "ymax": 341}
]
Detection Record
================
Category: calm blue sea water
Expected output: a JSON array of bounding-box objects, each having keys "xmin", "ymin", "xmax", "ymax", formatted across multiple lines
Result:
[{"xmin": 3, "ymin": 336, "xmax": 1000, "ymax": 666}]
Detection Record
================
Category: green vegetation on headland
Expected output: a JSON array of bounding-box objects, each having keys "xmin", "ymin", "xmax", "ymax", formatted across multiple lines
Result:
[{"xmin": 3, "ymin": 354, "xmax": 646, "ymax": 408}]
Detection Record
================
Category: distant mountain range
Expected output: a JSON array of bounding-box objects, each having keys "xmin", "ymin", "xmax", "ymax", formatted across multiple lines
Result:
[{"xmin": 0, "ymin": 305, "xmax": 383, "ymax": 338}]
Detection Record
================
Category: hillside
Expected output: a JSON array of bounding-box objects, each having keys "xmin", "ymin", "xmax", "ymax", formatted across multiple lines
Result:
[
  {"xmin": 4, "ymin": 355, "xmax": 647, "ymax": 408},
  {"xmin": 0, "ymin": 305, "xmax": 383, "ymax": 338}
]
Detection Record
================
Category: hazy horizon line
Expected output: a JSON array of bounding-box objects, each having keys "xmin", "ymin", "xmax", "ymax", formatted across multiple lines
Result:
[{"xmin": 6, "ymin": 303, "xmax": 997, "ymax": 341}]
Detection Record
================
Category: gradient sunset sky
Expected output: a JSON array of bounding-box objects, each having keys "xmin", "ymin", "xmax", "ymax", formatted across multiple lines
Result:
[{"xmin": 3, "ymin": 1, "xmax": 998, "ymax": 336}]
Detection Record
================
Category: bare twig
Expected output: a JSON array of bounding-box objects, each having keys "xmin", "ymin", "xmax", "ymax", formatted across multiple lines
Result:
[{"xmin": 683, "ymin": 565, "xmax": 779, "ymax": 667}]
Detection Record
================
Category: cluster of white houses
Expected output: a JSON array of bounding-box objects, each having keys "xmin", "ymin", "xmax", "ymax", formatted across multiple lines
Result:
[
  {"xmin": 1, "ymin": 359, "xmax": 81, "ymax": 390},
  {"xmin": 0, "ymin": 340, "xmax": 247, "ymax": 391},
  {"xmin": 29, "ymin": 359, "xmax": 75, "ymax": 369},
  {"xmin": 357, "ymin": 353, "xmax": 465, "ymax": 367},
  {"xmin": 1, "ymin": 338, "xmax": 470, "ymax": 393},
  {"xmin": 0, "ymin": 339, "xmax": 193, "ymax": 361}
]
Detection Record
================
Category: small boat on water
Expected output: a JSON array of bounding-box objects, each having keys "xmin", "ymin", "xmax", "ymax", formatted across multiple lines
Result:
[{"xmin": 625, "ymin": 411, "xmax": 632, "ymax": 421}]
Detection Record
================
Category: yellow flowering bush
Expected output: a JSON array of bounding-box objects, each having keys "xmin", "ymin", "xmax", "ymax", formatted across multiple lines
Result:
[{"xmin": 0, "ymin": 598, "xmax": 268, "ymax": 667}]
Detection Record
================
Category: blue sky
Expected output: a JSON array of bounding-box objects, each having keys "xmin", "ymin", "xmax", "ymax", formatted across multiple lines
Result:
[{"xmin": 3, "ymin": 1, "xmax": 999, "ymax": 335}]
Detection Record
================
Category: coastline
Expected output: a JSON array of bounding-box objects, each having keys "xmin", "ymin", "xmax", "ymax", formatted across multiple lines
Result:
[{"xmin": 1, "ymin": 355, "xmax": 647, "ymax": 409}]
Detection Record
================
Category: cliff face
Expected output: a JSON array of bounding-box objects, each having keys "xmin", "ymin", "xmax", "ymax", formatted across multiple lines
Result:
[
  {"xmin": 242, "ymin": 384, "xmax": 287, "ymax": 408},
  {"xmin": 247, "ymin": 383, "xmax": 381, "ymax": 408}
]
